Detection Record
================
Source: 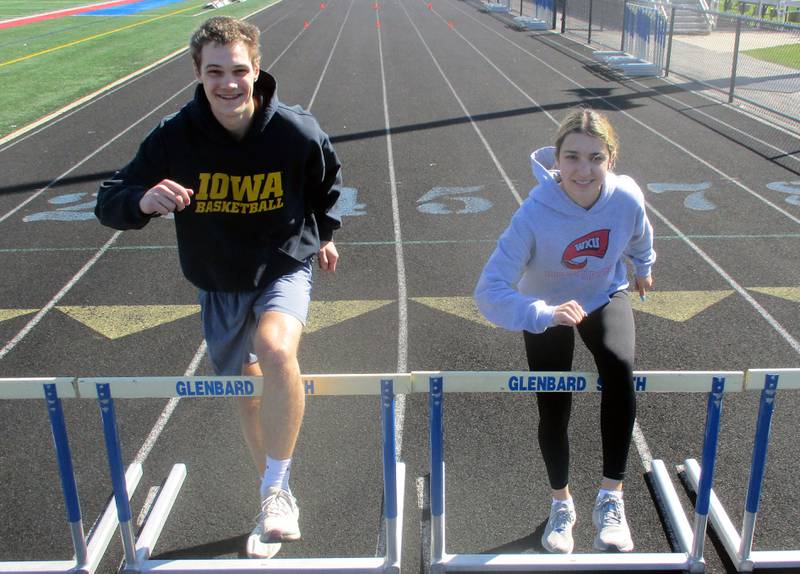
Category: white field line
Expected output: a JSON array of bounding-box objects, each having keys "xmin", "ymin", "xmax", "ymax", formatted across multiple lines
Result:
[
  {"xmin": 132, "ymin": 342, "xmax": 208, "ymax": 465},
  {"xmin": 0, "ymin": 231, "xmax": 122, "ymax": 361},
  {"xmin": 0, "ymin": 0, "xmax": 288, "ymax": 150},
  {"xmin": 399, "ymin": 2, "xmax": 523, "ymax": 205},
  {"xmin": 375, "ymin": 3, "xmax": 409, "ymax": 556},
  {"xmin": 0, "ymin": 85, "xmax": 190, "ymax": 225},
  {"xmin": 308, "ymin": 0, "xmax": 355, "ymax": 112}
]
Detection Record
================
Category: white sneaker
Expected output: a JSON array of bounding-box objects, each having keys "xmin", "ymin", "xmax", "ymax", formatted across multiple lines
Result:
[
  {"xmin": 246, "ymin": 521, "xmax": 281, "ymax": 558},
  {"xmin": 258, "ymin": 487, "xmax": 301, "ymax": 543},
  {"xmin": 541, "ymin": 500, "xmax": 576, "ymax": 554},
  {"xmin": 592, "ymin": 493, "xmax": 633, "ymax": 552}
]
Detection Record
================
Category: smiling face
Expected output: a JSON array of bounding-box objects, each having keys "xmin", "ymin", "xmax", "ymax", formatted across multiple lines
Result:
[
  {"xmin": 555, "ymin": 132, "xmax": 614, "ymax": 209},
  {"xmin": 195, "ymin": 40, "xmax": 259, "ymax": 138}
]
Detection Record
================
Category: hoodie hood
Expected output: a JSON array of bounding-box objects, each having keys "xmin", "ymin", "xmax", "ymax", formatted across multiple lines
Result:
[{"xmin": 529, "ymin": 146, "xmax": 616, "ymax": 216}]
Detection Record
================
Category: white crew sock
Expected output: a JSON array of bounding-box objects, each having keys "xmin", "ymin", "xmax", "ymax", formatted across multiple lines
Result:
[{"xmin": 260, "ymin": 456, "xmax": 291, "ymax": 498}]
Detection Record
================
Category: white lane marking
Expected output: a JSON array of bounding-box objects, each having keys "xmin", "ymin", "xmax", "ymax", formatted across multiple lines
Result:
[
  {"xmin": 375, "ymin": 0, "xmax": 410, "ymax": 555},
  {"xmin": 308, "ymin": 0, "xmax": 355, "ymax": 112},
  {"xmin": 446, "ymin": 0, "xmax": 800, "ymax": 226},
  {"xmin": 0, "ymin": 231, "xmax": 122, "ymax": 361},
  {"xmin": 0, "ymin": 88, "xmax": 189, "ymax": 225},
  {"xmin": 132, "ymin": 342, "xmax": 207, "ymax": 464},
  {"xmin": 398, "ymin": 1, "xmax": 523, "ymax": 205}
]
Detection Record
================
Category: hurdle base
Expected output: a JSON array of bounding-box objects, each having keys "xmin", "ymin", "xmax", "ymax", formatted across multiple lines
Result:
[
  {"xmin": 0, "ymin": 463, "xmax": 143, "ymax": 574},
  {"xmin": 429, "ymin": 460, "xmax": 703, "ymax": 572},
  {"xmin": 683, "ymin": 458, "xmax": 800, "ymax": 572},
  {"xmin": 683, "ymin": 459, "xmax": 741, "ymax": 567},
  {"xmin": 123, "ymin": 463, "xmax": 405, "ymax": 574}
]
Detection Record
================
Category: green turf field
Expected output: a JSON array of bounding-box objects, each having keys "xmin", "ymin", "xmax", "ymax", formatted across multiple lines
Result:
[
  {"xmin": 742, "ymin": 43, "xmax": 800, "ymax": 71},
  {"xmin": 0, "ymin": 0, "xmax": 281, "ymax": 140}
]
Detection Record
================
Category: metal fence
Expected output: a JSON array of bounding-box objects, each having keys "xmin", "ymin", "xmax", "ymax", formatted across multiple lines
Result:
[
  {"xmin": 663, "ymin": 7, "xmax": 800, "ymax": 129},
  {"xmin": 565, "ymin": 0, "xmax": 799, "ymax": 131},
  {"xmin": 495, "ymin": 0, "xmax": 799, "ymax": 134}
]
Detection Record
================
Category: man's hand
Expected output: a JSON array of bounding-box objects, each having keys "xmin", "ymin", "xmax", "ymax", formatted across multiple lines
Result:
[
  {"xmin": 318, "ymin": 241, "xmax": 338, "ymax": 272},
  {"xmin": 139, "ymin": 179, "xmax": 193, "ymax": 216},
  {"xmin": 552, "ymin": 300, "xmax": 587, "ymax": 327}
]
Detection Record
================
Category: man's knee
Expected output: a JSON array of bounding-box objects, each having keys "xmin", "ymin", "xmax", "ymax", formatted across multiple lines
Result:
[{"xmin": 254, "ymin": 335, "xmax": 298, "ymax": 371}]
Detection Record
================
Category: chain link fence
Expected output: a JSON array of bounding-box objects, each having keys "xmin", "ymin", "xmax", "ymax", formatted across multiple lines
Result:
[{"xmin": 473, "ymin": 0, "xmax": 799, "ymax": 135}]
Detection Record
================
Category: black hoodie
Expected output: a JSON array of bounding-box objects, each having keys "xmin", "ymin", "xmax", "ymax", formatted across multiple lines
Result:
[{"xmin": 95, "ymin": 72, "xmax": 342, "ymax": 292}]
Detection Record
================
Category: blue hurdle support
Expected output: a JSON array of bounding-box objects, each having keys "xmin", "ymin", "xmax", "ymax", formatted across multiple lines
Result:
[
  {"xmin": 82, "ymin": 373, "xmax": 409, "ymax": 574},
  {"xmin": 0, "ymin": 378, "xmax": 142, "ymax": 574},
  {"xmin": 420, "ymin": 370, "xmax": 743, "ymax": 573},
  {"xmin": 683, "ymin": 368, "xmax": 800, "ymax": 572}
]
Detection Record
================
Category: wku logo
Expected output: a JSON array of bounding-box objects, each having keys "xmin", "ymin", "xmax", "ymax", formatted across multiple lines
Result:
[{"xmin": 561, "ymin": 229, "xmax": 610, "ymax": 269}]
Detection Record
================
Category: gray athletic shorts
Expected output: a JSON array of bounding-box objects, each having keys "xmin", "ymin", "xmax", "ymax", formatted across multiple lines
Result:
[{"xmin": 199, "ymin": 260, "xmax": 313, "ymax": 376}]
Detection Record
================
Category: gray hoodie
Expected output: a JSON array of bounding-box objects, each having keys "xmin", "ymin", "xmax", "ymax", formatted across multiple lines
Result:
[{"xmin": 474, "ymin": 146, "xmax": 655, "ymax": 333}]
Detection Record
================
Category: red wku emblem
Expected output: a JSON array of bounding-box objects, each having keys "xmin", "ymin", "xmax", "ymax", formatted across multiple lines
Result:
[{"xmin": 561, "ymin": 229, "xmax": 610, "ymax": 269}]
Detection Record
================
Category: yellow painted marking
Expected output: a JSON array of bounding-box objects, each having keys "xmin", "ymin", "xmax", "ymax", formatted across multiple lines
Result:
[
  {"xmin": 0, "ymin": 309, "xmax": 37, "ymax": 323},
  {"xmin": 57, "ymin": 305, "xmax": 200, "ymax": 339},
  {"xmin": 0, "ymin": 5, "xmax": 197, "ymax": 69},
  {"xmin": 305, "ymin": 300, "xmax": 393, "ymax": 333},
  {"xmin": 411, "ymin": 296, "xmax": 496, "ymax": 328},
  {"xmin": 630, "ymin": 290, "xmax": 733, "ymax": 322},
  {"xmin": 750, "ymin": 287, "xmax": 800, "ymax": 303}
]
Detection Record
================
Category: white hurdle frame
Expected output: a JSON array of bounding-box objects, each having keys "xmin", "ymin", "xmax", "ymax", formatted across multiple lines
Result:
[
  {"xmin": 76, "ymin": 373, "xmax": 409, "ymax": 574},
  {"xmin": 0, "ymin": 378, "xmax": 142, "ymax": 574},
  {"xmin": 419, "ymin": 370, "xmax": 744, "ymax": 574},
  {"xmin": 683, "ymin": 368, "xmax": 800, "ymax": 572}
]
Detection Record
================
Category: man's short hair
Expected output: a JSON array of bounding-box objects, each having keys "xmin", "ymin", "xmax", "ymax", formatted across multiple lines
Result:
[{"xmin": 190, "ymin": 16, "xmax": 261, "ymax": 70}]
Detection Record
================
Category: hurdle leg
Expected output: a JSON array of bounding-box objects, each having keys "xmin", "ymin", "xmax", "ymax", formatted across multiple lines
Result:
[
  {"xmin": 738, "ymin": 373, "xmax": 778, "ymax": 570},
  {"xmin": 687, "ymin": 376, "xmax": 727, "ymax": 573},
  {"xmin": 428, "ymin": 376, "xmax": 446, "ymax": 573},
  {"xmin": 134, "ymin": 464, "xmax": 186, "ymax": 563},
  {"xmin": 44, "ymin": 383, "xmax": 88, "ymax": 570},
  {"xmin": 380, "ymin": 379, "xmax": 404, "ymax": 573},
  {"xmin": 95, "ymin": 383, "xmax": 138, "ymax": 571}
]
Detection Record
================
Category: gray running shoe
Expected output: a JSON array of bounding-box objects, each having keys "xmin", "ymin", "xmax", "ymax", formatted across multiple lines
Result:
[
  {"xmin": 592, "ymin": 493, "xmax": 633, "ymax": 552},
  {"xmin": 541, "ymin": 500, "xmax": 576, "ymax": 554},
  {"xmin": 258, "ymin": 487, "xmax": 301, "ymax": 543}
]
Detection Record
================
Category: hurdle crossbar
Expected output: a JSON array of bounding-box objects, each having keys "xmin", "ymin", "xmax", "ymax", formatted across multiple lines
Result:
[
  {"xmin": 418, "ymin": 370, "xmax": 744, "ymax": 574},
  {"xmin": 683, "ymin": 368, "xmax": 800, "ymax": 572},
  {"xmin": 0, "ymin": 379, "xmax": 143, "ymax": 574},
  {"xmin": 82, "ymin": 374, "xmax": 409, "ymax": 574}
]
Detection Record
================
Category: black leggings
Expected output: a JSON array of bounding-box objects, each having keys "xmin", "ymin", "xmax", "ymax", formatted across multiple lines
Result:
[{"xmin": 523, "ymin": 291, "xmax": 636, "ymax": 490}]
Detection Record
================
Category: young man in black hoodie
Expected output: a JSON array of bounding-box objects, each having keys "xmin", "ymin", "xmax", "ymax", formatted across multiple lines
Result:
[{"xmin": 95, "ymin": 16, "xmax": 342, "ymax": 559}]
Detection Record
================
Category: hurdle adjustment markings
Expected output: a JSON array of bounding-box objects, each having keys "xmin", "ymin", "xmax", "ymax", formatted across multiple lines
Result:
[
  {"xmin": 0, "ymin": 309, "xmax": 37, "ymax": 322},
  {"xmin": 56, "ymin": 304, "xmax": 200, "ymax": 339},
  {"xmin": 0, "ymin": 301, "xmax": 396, "ymax": 338},
  {"xmin": 305, "ymin": 299, "xmax": 394, "ymax": 333},
  {"xmin": 411, "ymin": 296, "xmax": 495, "ymax": 328},
  {"xmin": 1, "ymin": 289, "xmax": 795, "ymax": 337},
  {"xmin": 749, "ymin": 286, "xmax": 800, "ymax": 303}
]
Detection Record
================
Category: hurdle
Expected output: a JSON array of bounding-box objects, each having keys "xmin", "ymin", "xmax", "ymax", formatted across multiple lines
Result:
[
  {"xmin": 481, "ymin": 0, "xmax": 511, "ymax": 13},
  {"xmin": 77, "ymin": 373, "xmax": 409, "ymax": 574},
  {"xmin": 0, "ymin": 378, "xmax": 143, "ymax": 574},
  {"xmin": 594, "ymin": 0, "xmax": 667, "ymax": 76},
  {"xmin": 420, "ymin": 370, "xmax": 744, "ymax": 573},
  {"xmin": 683, "ymin": 368, "xmax": 800, "ymax": 572}
]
